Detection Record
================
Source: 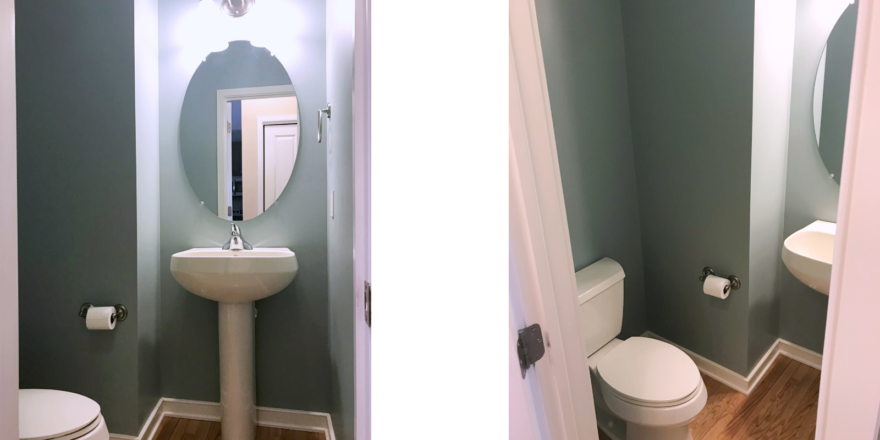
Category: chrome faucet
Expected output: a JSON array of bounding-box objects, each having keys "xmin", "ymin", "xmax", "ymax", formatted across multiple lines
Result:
[{"xmin": 222, "ymin": 223, "xmax": 253, "ymax": 250}]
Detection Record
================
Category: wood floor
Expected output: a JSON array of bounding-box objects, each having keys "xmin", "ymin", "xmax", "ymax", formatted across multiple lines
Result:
[
  {"xmin": 152, "ymin": 417, "xmax": 326, "ymax": 440},
  {"xmin": 598, "ymin": 355, "xmax": 821, "ymax": 440}
]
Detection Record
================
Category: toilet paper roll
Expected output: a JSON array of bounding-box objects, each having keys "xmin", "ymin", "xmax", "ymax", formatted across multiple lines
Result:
[
  {"xmin": 703, "ymin": 275, "xmax": 731, "ymax": 299},
  {"xmin": 86, "ymin": 306, "xmax": 117, "ymax": 330}
]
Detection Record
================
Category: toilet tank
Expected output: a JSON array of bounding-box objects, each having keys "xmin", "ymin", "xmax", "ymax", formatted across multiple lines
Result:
[{"xmin": 575, "ymin": 257, "xmax": 625, "ymax": 356}]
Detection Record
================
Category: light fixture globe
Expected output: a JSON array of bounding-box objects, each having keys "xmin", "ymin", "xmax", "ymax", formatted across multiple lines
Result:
[{"xmin": 220, "ymin": 0, "xmax": 255, "ymax": 17}]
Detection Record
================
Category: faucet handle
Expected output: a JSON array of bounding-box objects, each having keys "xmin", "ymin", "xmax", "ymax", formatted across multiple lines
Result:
[{"xmin": 231, "ymin": 223, "xmax": 241, "ymax": 236}]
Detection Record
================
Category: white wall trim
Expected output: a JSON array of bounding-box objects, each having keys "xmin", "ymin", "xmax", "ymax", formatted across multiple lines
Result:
[
  {"xmin": 109, "ymin": 398, "xmax": 335, "ymax": 440},
  {"xmin": 0, "ymin": 0, "xmax": 17, "ymax": 437},
  {"xmin": 353, "ymin": 0, "xmax": 371, "ymax": 439},
  {"xmin": 160, "ymin": 398, "xmax": 221, "ymax": 422},
  {"xmin": 777, "ymin": 338, "xmax": 823, "ymax": 370},
  {"xmin": 815, "ymin": 0, "xmax": 880, "ymax": 437},
  {"xmin": 643, "ymin": 331, "xmax": 822, "ymax": 395}
]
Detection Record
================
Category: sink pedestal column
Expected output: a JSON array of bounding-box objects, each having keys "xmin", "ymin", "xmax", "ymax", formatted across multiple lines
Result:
[{"xmin": 219, "ymin": 301, "xmax": 256, "ymax": 440}]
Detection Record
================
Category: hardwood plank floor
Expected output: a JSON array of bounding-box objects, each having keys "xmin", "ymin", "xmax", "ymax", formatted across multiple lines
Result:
[
  {"xmin": 152, "ymin": 417, "xmax": 326, "ymax": 440},
  {"xmin": 598, "ymin": 355, "xmax": 821, "ymax": 440}
]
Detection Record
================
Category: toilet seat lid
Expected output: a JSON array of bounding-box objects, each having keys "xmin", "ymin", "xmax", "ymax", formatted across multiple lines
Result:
[
  {"xmin": 19, "ymin": 389, "xmax": 101, "ymax": 440},
  {"xmin": 597, "ymin": 337, "xmax": 701, "ymax": 405}
]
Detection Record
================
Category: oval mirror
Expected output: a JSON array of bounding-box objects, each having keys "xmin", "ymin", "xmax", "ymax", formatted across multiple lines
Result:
[
  {"xmin": 812, "ymin": 2, "xmax": 857, "ymax": 185},
  {"xmin": 180, "ymin": 41, "xmax": 300, "ymax": 221}
]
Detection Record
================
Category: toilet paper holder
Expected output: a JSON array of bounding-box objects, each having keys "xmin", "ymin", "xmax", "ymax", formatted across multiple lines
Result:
[
  {"xmin": 79, "ymin": 303, "xmax": 128, "ymax": 323},
  {"xmin": 699, "ymin": 267, "xmax": 741, "ymax": 291}
]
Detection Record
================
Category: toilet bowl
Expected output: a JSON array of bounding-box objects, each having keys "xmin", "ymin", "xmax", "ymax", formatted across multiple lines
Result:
[
  {"xmin": 576, "ymin": 258, "xmax": 706, "ymax": 440},
  {"xmin": 19, "ymin": 389, "xmax": 109, "ymax": 440},
  {"xmin": 588, "ymin": 338, "xmax": 707, "ymax": 440}
]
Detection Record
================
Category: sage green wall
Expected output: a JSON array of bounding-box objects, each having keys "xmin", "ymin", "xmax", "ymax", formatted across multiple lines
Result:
[
  {"xmin": 620, "ymin": 0, "xmax": 756, "ymax": 375},
  {"xmin": 779, "ymin": 0, "xmax": 856, "ymax": 354},
  {"xmin": 135, "ymin": 0, "xmax": 162, "ymax": 426},
  {"xmin": 327, "ymin": 0, "xmax": 355, "ymax": 438},
  {"xmin": 746, "ymin": 0, "xmax": 796, "ymax": 372},
  {"xmin": 16, "ymin": 0, "xmax": 149, "ymax": 434},
  {"xmin": 539, "ymin": 0, "xmax": 838, "ymax": 375},
  {"xmin": 158, "ymin": 0, "xmax": 332, "ymax": 414},
  {"xmin": 535, "ymin": 0, "xmax": 648, "ymax": 339},
  {"xmin": 19, "ymin": 1, "xmax": 345, "ymax": 433}
]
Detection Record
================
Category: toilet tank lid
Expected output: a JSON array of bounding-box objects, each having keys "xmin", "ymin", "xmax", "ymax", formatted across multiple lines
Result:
[
  {"xmin": 575, "ymin": 258, "xmax": 625, "ymax": 305},
  {"xmin": 19, "ymin": 389, "xmax": 100, "ymax": 440}
]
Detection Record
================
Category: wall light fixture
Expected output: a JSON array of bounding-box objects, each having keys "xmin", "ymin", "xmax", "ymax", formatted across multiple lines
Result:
[{"xmin": 220, "ymin": 0, "xmax": 256, "ymax": 18}]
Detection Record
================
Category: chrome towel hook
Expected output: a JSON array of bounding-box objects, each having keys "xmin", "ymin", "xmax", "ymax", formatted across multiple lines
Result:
[{"xmin": 317, "ymin": 104, "xmax": 331, "ymax": 143}]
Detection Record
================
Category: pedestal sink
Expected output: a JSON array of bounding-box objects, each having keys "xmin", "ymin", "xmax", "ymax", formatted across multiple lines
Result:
[
  {"xmin": 170, "ymin": 248, "xmax": 298, "ymax": 440},
  {"xmin": 782, "ymin": 220, "xmax": 835, "ymax": 295}
]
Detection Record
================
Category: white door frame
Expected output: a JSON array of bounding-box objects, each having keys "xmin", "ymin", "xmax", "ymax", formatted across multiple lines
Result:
[
  {"xmin": 509, "ymin": 0, "xmax": 599, "ymax": 438},
  {"xmin": 216, "ymin": 85, "xmax": 296, "ymax": 219},
  {"xmin": 256, "ymin": 115, "xmax": 298, "ymax": 214},
  {"xmin": 0, "ymin": 0, "xmax": 17, "ymax": 436},
  {"xmin": 815, "ymin": 0, "xmax": 880, "ymax": 438},
  {"xmin": 353, "ymin": 0, "xmax": 371, "ymax": 438}
]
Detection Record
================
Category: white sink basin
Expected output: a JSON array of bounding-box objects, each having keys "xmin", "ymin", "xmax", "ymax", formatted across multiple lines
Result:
[
  {"xmin": 170, "ymin": 247, "xmax": 298, "ymax": 303},
  {"xmin": 782, "ymin": 221, "xmax": 835, "ymax": 295},
  {"xmin": 169, "ymin": 246, "xmax": 298, "ymax": 440}
]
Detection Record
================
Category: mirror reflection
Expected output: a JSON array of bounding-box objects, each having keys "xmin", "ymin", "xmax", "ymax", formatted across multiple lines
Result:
[
  {"xmin": 180, "ymin": 41, "xmax": 299, "ymax": 221},
  {"xmin": 812, "ymin": 2, "xmax": 857, "ymax": 185}
]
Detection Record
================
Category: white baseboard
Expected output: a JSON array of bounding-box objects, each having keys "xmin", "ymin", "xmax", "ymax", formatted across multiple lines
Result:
[
  {"xmin": 160, "ymin": 398, "xmax": 221, "ymax": 423},
  {"xmin": 109, "ymin": 398, "xmax": 335, "ymax": 440},
  {"xmin": 642, "ymin": 331, "xmax": 822, "ymax": 395},
  {"xmin": 776, "ymin": 338, "xmax": 823, "ymax": 370},
  {"xmin": 108, "ymin": 398, "xmax": 164, "ymax": 440}
]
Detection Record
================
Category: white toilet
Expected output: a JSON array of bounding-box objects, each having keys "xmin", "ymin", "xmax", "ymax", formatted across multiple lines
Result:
[
  {"xmin": 577, "ymin": 258, "xmax": 707, "ymax": 440},
  {"xmin": 19, "ymin": 389, "xmax": 110, "ymax": 440}
]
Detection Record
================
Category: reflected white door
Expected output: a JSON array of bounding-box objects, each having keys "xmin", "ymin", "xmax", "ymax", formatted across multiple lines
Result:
[
  {"xmin": 224, "ymin": 101, "xmax": 233, "ymax": 220},
  {"xmin": 263, "ymin": 123, "xmax": 297, "ymax": 209}
]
